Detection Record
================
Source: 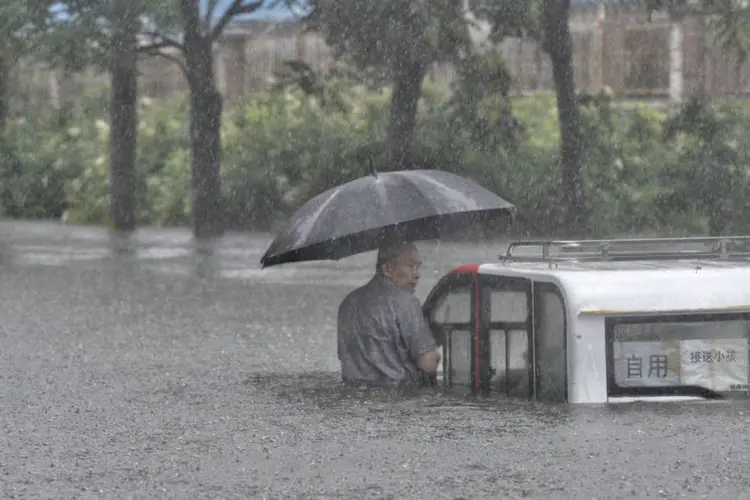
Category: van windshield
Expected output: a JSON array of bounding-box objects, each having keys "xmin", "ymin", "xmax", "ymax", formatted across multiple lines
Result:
[{"xmin": 607, "ymin": 315, "xmax": 750, "ymax": 398}]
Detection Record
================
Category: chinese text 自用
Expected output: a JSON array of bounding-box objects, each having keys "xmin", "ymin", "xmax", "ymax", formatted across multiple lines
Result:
[{"xmin": 626, "ymin": 354, "xmax": 669, "ymax": 378}]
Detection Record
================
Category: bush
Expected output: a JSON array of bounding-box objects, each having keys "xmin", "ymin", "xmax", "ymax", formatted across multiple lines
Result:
[{"xmin": 2, "ymin": 83, "xmax": 749, "ymax": 237}]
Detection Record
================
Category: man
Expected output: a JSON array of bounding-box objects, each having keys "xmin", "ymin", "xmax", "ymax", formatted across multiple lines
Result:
[{"xmin": 337, "ymin": 240, "xmax": 441, "ymax": 387}]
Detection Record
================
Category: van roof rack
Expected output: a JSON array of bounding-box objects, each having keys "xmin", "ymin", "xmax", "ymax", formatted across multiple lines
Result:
[{"xmin": 501, "ymin": 236, "xmax": 750, "ymax": 263}]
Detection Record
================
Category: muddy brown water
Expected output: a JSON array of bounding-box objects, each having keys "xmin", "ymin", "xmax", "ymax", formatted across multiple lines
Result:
[{"xmin": 1, "ymin": 221, "xmax": 748, "ymax": 499}]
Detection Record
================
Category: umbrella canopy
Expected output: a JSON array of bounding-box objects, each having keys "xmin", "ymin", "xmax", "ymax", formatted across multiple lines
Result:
[{"xmin": 260, "ymin": 169, "xmax": 516, "ymax": 268}]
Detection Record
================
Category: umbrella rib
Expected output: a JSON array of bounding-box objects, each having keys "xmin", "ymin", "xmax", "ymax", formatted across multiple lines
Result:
[
  {"xmin": 389, "ymin": 172, "xmax": 440, "ymax": 221},
  {"xmin": 292, "ymin": 186, "xmax": 344, "ymax": 246},
  {"xmin": 402, "ymin": 171, "xmax": 483, "ymax": 212}
]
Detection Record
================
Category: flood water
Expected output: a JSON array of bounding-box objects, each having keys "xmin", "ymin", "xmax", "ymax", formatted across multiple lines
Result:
[{"xmin": 1, "ymin": 220, "xmax": 749, "ymax": 499}]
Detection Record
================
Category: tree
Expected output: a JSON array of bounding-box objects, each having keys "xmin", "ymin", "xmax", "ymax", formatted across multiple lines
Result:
[
  {"xmin": 108, "ymin": 0, "xmax": 141, "ymax": 231},
  {"xmin": 31, "ymin": 0, "xmax": 163, "ymax": 231},
  {"xmin": 541, "ymin": 0, "xmax": 588, "ymax": 235},
  {"xmin": 299, "ymin": 0, "xmax": 472, "ymax": 168},
  {"xmin": 0, "ymin": 1, "xmax": 54, "ymax": 132},
  {"xmin": 143, "ymin": 0, "xmax": 266, "ymax": 238},
  {"xmin": 474, "ymin": 0, "xmax": 590, "ymax": 235}
]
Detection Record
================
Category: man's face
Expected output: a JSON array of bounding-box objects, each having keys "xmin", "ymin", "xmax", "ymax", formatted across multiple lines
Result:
[{"xmin": 382, "ymin": 245, "xmax": 422, "ymax": 293}]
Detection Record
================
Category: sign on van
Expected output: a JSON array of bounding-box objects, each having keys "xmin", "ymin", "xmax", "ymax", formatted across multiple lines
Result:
[{"xmin": 613, "ymin": 338, "xmax": 749, "ymax": 392}]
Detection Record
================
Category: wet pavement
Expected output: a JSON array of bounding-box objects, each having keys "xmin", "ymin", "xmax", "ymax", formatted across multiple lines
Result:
[{"xmin": 1, "ymin": 220, "xmax": 749, "ymax": 500}]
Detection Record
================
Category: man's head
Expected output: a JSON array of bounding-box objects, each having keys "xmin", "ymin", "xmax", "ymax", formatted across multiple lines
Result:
[{"xmin": 376, "ymin": 240, "xmax": 422, "ymax": 293}]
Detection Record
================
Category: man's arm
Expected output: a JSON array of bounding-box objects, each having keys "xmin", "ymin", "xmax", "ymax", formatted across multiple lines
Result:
[{"xmin": 400, "ymin": 296, "xmax": 441, "ymax": 374}]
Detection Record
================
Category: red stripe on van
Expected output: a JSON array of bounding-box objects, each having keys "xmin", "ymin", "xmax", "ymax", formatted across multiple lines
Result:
[{"xmin": 449, "ymin": 264, "xmax": 480, "ymax": 275}]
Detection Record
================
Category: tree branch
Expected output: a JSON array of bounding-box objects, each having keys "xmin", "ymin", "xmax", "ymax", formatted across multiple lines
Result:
[
  {"xmin": 141, "ymin": 31, "xmax": 185, "ymax": 52},
  {"xmin": 137, "ymin": 41, "xmax": 173, "ymax": 54},
  {"xmin": 139, "ymin": 48, "xmax": 191, "ymax": 84},
  {"xmin": 205, "ymin": 0, "xmax": 221, "ymax": 31},
  {"xmin": 179, "ymin": 0, "xmax": 203, "ymax": 42},
  {"xmin": 210, "ymin": 0, "xmax": 264, "ymax": 41}
]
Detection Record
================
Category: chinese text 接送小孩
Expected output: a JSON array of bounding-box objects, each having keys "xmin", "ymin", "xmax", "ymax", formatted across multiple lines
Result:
[{"xmin": 689, "ymin": 349, "xmax": 737, "ymax": 364}]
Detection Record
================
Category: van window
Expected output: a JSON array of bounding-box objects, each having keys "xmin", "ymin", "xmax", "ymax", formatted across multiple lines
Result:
[
  {"xmin": 535, "ymin": 289, "xmax": 567, "ymax": 401},
  {"xmin": 431, "ymin": 291, "xmax": 471, "ymax": 324},
  {"xmin": 490, "ymin": 328, "xmax": 529, "ymax": 395},
  {"xmin": 608, "ymin": 315, "xmax": 750, "ymax": 396},
  {"xmin": 490, "ymin": 290, "xmax": 527, "ymax": 323},
  {"xmin": 486, "ymin": 288, "xmax": 531, "ymax": 396}
]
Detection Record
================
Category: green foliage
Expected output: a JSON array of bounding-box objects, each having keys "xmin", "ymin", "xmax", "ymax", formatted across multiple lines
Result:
[
  {"xmin": 0, "ymin": 88, "xmax": 111, "ymax": 219},
  {"xmin": 446, "ymin": 50, "xmax": 523, "ymax": 153},
  {"xmin": 23, "ymin": 0, "xmax": 180, "ymax": 73},
  {"xmin": 0, "ymin": 0, "xmax": 55, "ymax": 62},
  {"xmin": 303, "ymin": 0, "xmax": 471, "ymax": 76},
  {"xmin": 660, "ymin": 97, "xmax": 750, "ymax": 235},
  {"xmin": 3, "ymin": 83, "xmax": 750, "ymax": 237},
  {"xmin": 470, "ymin": 0, "xmax": 541, "ymax": 42},
  {"xmin": 577, "ymin": 92, "xmax": 684, "ymax": 235}
]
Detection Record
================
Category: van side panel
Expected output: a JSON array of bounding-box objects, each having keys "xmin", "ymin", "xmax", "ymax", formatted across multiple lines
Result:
[{"xmin": 569, "ymin": 315, "xmax": 608, "ymax": 403}]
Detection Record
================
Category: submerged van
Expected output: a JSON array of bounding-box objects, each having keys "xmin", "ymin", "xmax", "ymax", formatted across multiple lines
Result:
[{"xmin": 422, "ymin": 236, "xmax": 750, "ymax": 403}]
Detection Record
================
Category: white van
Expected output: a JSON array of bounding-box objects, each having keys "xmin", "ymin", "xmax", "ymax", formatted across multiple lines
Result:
[{"xmin": 422, "ymin": 236, "xmax": 750, "ymax": 403}]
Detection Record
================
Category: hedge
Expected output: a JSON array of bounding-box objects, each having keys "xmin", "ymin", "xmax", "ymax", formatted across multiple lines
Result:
[{"xmin": 2, "ymin": 83, "xmax": 749, "ymax": 237}]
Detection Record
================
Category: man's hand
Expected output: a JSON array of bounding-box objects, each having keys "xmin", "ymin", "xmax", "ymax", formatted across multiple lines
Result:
[{"xmin": 416, "ymin": 347, "xmax": 441, "ymax": 374}]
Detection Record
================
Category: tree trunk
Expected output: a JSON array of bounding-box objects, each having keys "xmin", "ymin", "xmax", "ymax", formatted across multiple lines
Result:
[
  {"xmin": 0, "ymin": 48, "xmax": 8, "ymax": 133},
  {"xmin": 543, "ymin": 0, "xmax": 589, "ymax": 236},
  {"xmin": 185, "ymin": 35, "xmax": 224, "ymax": 238},
  {"xmin": 387, "ymin": 61, "xmax": 428, "ymax": 169},
  {"xmin": 108, "ymin": 19, "xmax": 138, "ymax": 232}
]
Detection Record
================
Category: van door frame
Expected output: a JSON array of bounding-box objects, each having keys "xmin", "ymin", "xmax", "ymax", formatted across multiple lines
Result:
[
  {"xmin": 423, "ymin": 270, "xmax": 479, "ymax": 392},
  {"xmin": 476, "ymin": 274, "xmax": 534, "ymax": 397}
]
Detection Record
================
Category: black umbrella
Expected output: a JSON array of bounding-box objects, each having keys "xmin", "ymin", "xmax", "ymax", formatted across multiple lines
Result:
[{"xmin": 260, "ymin": 169, "xmax": 516, "ymax": 268}]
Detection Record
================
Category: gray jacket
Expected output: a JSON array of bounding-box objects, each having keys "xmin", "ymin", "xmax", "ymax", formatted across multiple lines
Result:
[{"xmin": 337, "ymin": 274, "xmax": 436, "ymax": 387}]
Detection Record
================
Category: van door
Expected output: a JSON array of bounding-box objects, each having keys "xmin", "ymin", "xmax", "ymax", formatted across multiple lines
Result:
[
  {"xmin": 477, "ymin": 275, "xmax": 533, "ymax": 397},
  {"xmin": 533, "ymin": 282, "xmax": 568, "ymax": 402},
  {"xmin": 423, "ymin": 272, "xmax": 477, "ymax": 391}
]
